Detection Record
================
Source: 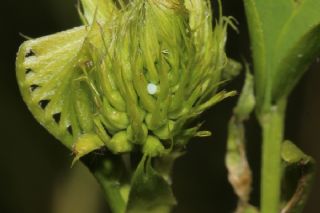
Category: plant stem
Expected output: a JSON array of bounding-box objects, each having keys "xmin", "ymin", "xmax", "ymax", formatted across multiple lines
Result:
[
  {"xmin": 260, "ymin": 100, "xmax": 286, "ymax": 213},
  {"xmin": 94, "ymin": 170, "xmax": 127, "ymax": 213}
]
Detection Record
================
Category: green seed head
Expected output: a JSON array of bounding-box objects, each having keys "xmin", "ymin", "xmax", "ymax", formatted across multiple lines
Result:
[{"xmin": 16, "ymin": 0, "xmax": 235, "ymax": 161}]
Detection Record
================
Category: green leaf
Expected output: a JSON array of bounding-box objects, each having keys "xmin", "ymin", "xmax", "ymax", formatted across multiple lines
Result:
[
  {"xmin": 16, "ymin": 21, "xmax": 111, "ymax": 152},
  {"xmin": 273, "ymin": 26, "xmax": 320, "ymax": 101},
  {"xmin": 244, "ymin": 0, "xmax": 320, "ymax": 112},
  {"xmin": 126, "ymin": 156, "xmax": 176, "ymax": 213},
  {"xmin": 281, "ymin": 140, "xmax": 311, "ymax": 165},
  {"xmin": 16, "ymin": 26, "xmax": 87, "ymax": 148}
]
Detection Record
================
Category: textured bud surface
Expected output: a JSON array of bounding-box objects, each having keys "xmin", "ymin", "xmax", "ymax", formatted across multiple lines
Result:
[{"xmin": 16, "ymin": 0, "xmax": 235, "ymax": 161}]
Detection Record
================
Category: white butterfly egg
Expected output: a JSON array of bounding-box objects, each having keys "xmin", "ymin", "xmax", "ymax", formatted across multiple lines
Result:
[{"xmin": 147, "ymin": 83, "xmax": 158, "ymax": 95}]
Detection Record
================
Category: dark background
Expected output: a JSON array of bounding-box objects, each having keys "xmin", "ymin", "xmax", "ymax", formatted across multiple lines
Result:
[{"xmin": 0, "ymin": 0, "xmax": 319, "ymax": 213}]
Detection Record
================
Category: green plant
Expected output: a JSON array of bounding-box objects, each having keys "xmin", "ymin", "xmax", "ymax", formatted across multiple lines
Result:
[
  {"xmin": 15, "ymin": 0, "xmax": 320, "ymax": 212},
  {"xmin": 16, "ymin": 0, "xmax": 237, "ymax": 212}
]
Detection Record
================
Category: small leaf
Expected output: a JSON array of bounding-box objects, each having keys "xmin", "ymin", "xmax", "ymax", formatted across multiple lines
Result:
[
  {"xmin": 281, "ymin": 140, "xmax": 311, "ymax": 165},
  {"xmin": 72, "ymin": 133, "xmax": 104, "ymax": 166},
  {"xmin": 126, "ymin": 156, "xmax": 176, "ymax": 213},
  {"xmin": 16, "ymin": 26, "xmax": 87, "ymax": 148}
]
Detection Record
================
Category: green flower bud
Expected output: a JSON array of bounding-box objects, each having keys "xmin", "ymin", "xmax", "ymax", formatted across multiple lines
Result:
[
  {"xmin": 127, "ymin": 124, "xmax": 148, "ymax": 145},
  {"xmin": 101, "ymin": 98, "xmax": 129, "ymax": 130},
  {"xmin": 153, "ymin": 120, "xmax": 175, "ymax": 140},
  {"xmin": 143, "ymin": 136, "xmax": 165, "ymax": 157},
  {"xmin": 108, "ymin": 131, "xmax": 133, "ymax": 154},
  {"xmin": 16, "ymin": 0, "xmax": 235, "ymax": 161}
]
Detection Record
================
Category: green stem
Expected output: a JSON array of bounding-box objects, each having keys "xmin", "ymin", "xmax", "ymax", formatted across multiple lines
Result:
[
  {"xmin": 94, "ymin": 169, "xmax": 127, "ymax": 213},
  {"xmin": 260, "ymin": 100, "xmax": 286, "ymax": 213}
]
